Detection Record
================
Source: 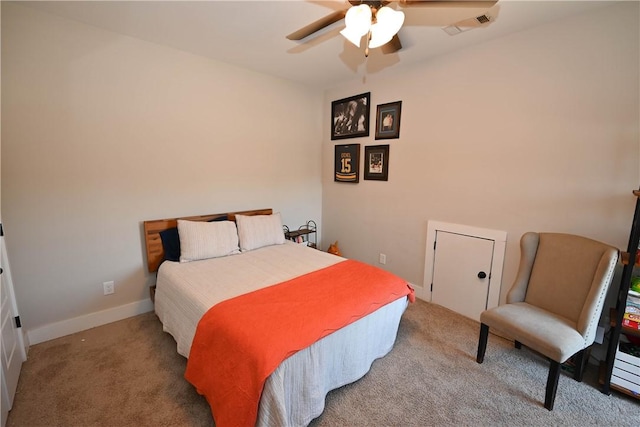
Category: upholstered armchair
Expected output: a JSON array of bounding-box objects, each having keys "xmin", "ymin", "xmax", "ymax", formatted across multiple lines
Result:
[{"xmin": 476, "ymin": 232, "xmax": 618, "ymax": 410}]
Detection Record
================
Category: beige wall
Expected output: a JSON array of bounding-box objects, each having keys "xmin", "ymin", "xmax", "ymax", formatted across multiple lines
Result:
[
  {"xmin": 2, "ymin": 2, "xmax": 639, "ymax": 342},
  {"xmin": 1, "ymin": 4, "xmax": 323, "ymax": 336},
  {"xmin": 322, "ymin": 2, "xmax": 639, "ymax": 301}
]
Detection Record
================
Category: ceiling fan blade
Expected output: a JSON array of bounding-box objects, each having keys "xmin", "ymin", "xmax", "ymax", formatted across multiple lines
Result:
[
  {"xmin": 398, "ymin": 1, "xmax": 497, "ymax": 8},
  {"xmin": 286, "ymin": 10, "xmax": 347, "ymax": 41},
  {"xmin": 381, "ymin": 34, "xmax": 402, "ymax": 54}
]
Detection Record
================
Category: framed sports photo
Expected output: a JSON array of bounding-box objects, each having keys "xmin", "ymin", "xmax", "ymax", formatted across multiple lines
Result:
[
  {"xmin": 375, "ymin": 101, "xmax": 402, "ymax": 140},
  {"xmin": 331, "ymin": 93, "xmax": 370, "ymax": 140},
  {"xmin": 364, "ymin": 145, "xmax": 389, "ymax": 181},
  {"xmin": 334, "ymin": 144, "xmax": 360, "ymax": 183}
]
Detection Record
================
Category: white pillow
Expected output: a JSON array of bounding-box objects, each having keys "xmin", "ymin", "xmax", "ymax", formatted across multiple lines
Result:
[
  {"xmin": 236, "ymin": 213, "xmax": 286, "ymax": 251},
  {"xmin": 177, "ymin": 220, "xmax": 240, "ymax": 262}
]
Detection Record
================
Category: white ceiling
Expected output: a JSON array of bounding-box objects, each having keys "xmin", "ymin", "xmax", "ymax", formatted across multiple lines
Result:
[{"xmin": 22, "ymin": 1, "xmax": 617, "ymax": 89}]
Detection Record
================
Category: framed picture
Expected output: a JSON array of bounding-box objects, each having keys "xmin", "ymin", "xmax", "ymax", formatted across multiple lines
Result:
[
  {"xmin": 334, "ymin": 144, "xmax": 360, "ymax": 183},
  {"xmin": 364, "ymin": 145, "xmax": 389, "ymax": 181},
  {"xmin": 375, "ymin": 101, "xmax": 402, "ymax": 140},
  {"xmin": 331, "ymin": 92, "xmax": 370, "ymax": 140}
]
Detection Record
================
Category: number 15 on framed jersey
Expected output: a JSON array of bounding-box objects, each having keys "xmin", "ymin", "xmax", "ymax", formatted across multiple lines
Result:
[{"xmin": 334, "ymin": 144, "xmax": 360, "ymax": 183}]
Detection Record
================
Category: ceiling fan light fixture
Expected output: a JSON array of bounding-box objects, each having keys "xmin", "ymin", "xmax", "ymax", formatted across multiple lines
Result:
[
  {"xmin": 376, "ymin": 6, "xmax": 405, "ymax": 36},
  {"xmin": 341, "ymin": 4, "xmax": 405, "ymax": 52},
  {"xmin": 368, "ymin": 26, "xmax": 391, "ymax": 49},
  {"xmin": 341, "ymin": 4, "xmax": 372, "ymax": 47},
  {"xmin": 340, "ymin": 26, "xmax": 365, "ymax": 47},
  {"xmin": 368, "ymin": 7, "xmax": 404, "ymax": 49}
]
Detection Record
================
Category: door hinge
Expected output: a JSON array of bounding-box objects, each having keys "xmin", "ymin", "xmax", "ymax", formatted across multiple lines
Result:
[
  {"xmin": 15, "ymin": 316, "xmax": 22, "ymax": 328},
  {"xmin": 430, "ymin": 283, "xmax": 433, "ymax": 292},
  {"xmin": 0, "ymin": 223, "xmax": 3, "ymax": 236},
  {"xmin": 433, "ymin": 240, "xmax": 436, "ymax": 250}
]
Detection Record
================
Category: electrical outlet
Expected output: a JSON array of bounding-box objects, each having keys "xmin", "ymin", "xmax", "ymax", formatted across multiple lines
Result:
[
  {"xmin": 379, "ymin": 253, "xmax": 386, "ymax": 265},
  {"xmin": 103, "ymin": 281, "xmax": 115, "ymax": 295}
]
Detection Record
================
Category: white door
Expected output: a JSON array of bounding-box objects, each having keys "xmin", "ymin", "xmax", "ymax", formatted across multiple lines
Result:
[
  {"xmin": 431, "ymin": 230, "xmax": 495, "ymax": 321},
  {"xmin": 424, "ymin": 221, "xmax": 507, "ymax": 321},
  {"xmin": 1, "ymin": 226, "xmax": 26, "ymax": 427}
]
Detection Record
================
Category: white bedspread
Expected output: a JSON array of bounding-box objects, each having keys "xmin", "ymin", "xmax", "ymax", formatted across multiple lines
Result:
[
  {"xmin": 154, "ymin": 241, "xmax": 408, "ymax": 426},
  {"xmin": 155, "ymin": 241, "xmax": 343, "ymax": 357}
]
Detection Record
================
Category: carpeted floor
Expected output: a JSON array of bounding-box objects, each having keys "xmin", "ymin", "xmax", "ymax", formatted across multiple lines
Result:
[{"xmin": 7, "ymin": 299, "xmax": 639, "ymax": 426}]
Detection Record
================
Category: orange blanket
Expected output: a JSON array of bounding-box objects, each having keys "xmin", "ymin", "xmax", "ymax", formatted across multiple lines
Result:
[{"xmin": 184, "ymin": 259, "xmax": 414, "ymax": 427}]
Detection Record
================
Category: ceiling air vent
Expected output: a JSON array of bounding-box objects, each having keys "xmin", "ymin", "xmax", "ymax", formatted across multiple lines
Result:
[{"xmin": 443, "ymin": 13, "xmax": 492, "ymax": 36}]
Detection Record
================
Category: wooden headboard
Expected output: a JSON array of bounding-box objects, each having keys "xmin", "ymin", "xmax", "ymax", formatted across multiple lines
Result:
[{"xmin": 143, "ymin": 208, "xmax": 272, "ymax": 273}]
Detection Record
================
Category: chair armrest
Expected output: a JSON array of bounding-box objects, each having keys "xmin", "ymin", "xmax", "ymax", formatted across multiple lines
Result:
[{"xmin": 507, "ymin": 232, "xmax": 539, "ymax": 304}]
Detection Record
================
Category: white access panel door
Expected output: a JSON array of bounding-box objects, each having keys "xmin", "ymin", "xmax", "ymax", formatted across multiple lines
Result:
[
  {"xmin": 1, "ymin": 228, "xmax": 26, "ymax": 427},
  {"xmin": 431, "ymin": 231, "xmax": 495, "ymax": 321},
  {"xmin": 424, "ymin": 221, "xmax": 506, "ymax": 322}
]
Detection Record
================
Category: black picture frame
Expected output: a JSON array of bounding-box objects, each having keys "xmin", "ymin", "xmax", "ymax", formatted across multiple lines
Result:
[
  {"xmin": 334, "ymin": 144, "xmax": 360, "ymax": 183},
  {"xmin": 331, "ymin": 92, "xmax": 370, "ymax": 140},
  {"xmin": 375, "ymin": 101, "xmax": 402, "ymax": 140},
  {"xmin": 364, "ymin": 145, "xmax": 389, "ymax": 181}
]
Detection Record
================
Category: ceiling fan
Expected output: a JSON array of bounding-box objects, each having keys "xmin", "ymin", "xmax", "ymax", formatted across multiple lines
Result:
[{"xmin": 287, "ymin": 1, "xmax": 498, "ymax": 56}]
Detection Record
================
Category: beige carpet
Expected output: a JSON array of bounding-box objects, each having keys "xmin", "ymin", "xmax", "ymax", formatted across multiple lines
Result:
[{"xmin": 7, "ymin": 299, "xmax": 638, "ymax": 426}]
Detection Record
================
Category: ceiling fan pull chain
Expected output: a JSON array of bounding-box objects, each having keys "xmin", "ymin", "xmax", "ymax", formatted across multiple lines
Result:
[{"xmin": 365, "ymin": 30, "xmax": 372, "ymax": 58}]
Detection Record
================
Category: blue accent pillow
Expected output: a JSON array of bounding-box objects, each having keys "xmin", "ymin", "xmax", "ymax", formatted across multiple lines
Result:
[
  {"xmin": 159, "ymin": 227, "xmax": 181, "ymax": 262},
  {"xmin": 159, "ymin": 215, "xmax": 229, "ymax": 262}
]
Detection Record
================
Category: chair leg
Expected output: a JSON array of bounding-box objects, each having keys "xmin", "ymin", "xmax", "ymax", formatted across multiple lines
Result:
[
  {"xmin": 573, "ymin": 349, "xmax": 587, "ymax": 382},
  {"xmin": 515, "ymin": 340, "xmax": 522, "ymax": 349},
  {"xmin": 545, "ymin": 360, "xmax": 561, "ymax": 411},
  {"xmin": 477, "ymin": 323, "xmax": 489, "ymax": 363}
]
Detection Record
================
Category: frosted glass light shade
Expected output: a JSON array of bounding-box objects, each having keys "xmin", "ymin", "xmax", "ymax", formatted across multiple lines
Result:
[
  {"xmin": 340, "ymin": 4, "xmax": 372, "ymax": 47},
  {"xmin": 368, "ymin": 6, "xmax": 405, "ymax": 49},
  {"xmin": 340, "ymin": 26, "xmax": 365, "ymax": 47}
]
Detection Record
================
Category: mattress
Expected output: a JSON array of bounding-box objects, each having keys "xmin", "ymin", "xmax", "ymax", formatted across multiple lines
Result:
[{"xmin": 154, "ymin": 241, "xmax": 408, "ymax": 426}]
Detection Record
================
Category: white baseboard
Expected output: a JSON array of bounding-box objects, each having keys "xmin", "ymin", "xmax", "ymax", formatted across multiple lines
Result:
[
  {"xmin": 26, "ymin": 284, "xmax": 424, "ymax": 346},
  {"xmin": 26, "ymin": 299, "xmax": 154, "ymax": 345},
  {"xmin": 410, "ymin": 282, "xmax": 428, "ymax": 301}
]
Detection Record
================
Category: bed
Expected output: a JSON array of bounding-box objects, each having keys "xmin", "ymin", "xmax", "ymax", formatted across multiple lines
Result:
[{"xmin": 143, "ymin": 209, "xmax": 413, "ymax": 426}]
